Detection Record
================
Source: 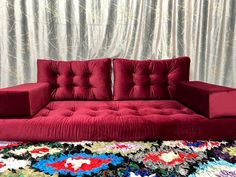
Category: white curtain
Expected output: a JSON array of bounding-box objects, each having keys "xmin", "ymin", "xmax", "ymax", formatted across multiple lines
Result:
[{"xmin": 0, "ymin": 0, "xmax": 235, "ymax": 88}]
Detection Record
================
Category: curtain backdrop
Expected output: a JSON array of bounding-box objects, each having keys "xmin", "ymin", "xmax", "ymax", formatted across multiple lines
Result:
[{"xmin": 0, "ymin": 0, "xmax": 235, "ymax": 88}]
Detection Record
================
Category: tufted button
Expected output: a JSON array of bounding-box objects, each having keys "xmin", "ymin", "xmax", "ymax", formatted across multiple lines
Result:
[
  {"xmin": 131, "ymin": 70, "xmax": 135, "ymax": 74},
  {"xmin": 139, "ymin": 113, "xmax": 146, "ymax": 116},
  {"xmin": 130, "ymin": 106, "xmax": 137, "ymax": 110},
  {"xmin": 70, "ymin": 107, "xmax": 76, "ymax": 112},
  {"xmin": 55, "ymin": 83, "xmax": 60, "ymax": 88},
  {"xmin": 84, "ymin": 72, "xmax": 92, "ymax": 77},
  {"xmin": 162, "ymin": 82, "xmax": 168, "ymax": 87},
  {"xmin": 164, "ymin": 69, "xmax": 170, "ymax": 76},
  {"xmin": 133, "ymin": 111, "xmax": 140, "ymax": 116},
  {"xmin": 88, "ymin": 112, "xmax": 97, "ymax": 116},
  {"xmin": 146, "ymin": 70, "xmax": 152, "ymax": 75},
  {"xmin": 68, "ymin": 83, "xmax": 76, "ymax": 88},
  {"xmin": 68, "ymin": 71, "xmax": 75, "ymax": 76},
  {"xmin": 110, "ymin": 106, "xmax": 119, "ymax": 111},
  {"xmin": 84, "ymin": 84, "xmax": 92, "ymax": 89},
  {"xmin": 129, "ymin": 81, "xmax": 135, "ymax": 87},
  {"xmin": 46, "ymin": 107, "xmax": 53, "ymax": 111},
  {"xmin": 63, "ymin": 112, "xmax": 73, "ymax": 117},
  {"xmin": 158, "ymin": 112, "xmax": 170, "ymax": 115},
  {"xmin": 41, "ymin": 113, "xmax": 49, "ymax": 117},
  {"xmin": 91, "ymin": 107, "xmax": 98, "ymax": 111},
  {"xmin": 52, "ymin": 70, "xmax": 58, "ymax": 76}
]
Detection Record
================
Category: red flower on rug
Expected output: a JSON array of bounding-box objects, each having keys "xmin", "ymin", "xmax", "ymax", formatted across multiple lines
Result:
[
  {"xmin": 30, "ymin": 147, "xmax": 49, "ymax": 154},
  {"xmin": 0, "ymin": 142, "xmax": 22, "ymax": 150},
  {"xmin": 8, "ymin": 145, "xmax": 62, "ymax": 159},
  {"xmin": 0, "ymin": 162, "xmax": 6, "ymax": 168},
  {"xmin": 144, "ymin": 151, "xmax": 198, "ymax": 165},
  {"xmin": 112, "ymin": 144, "xmax": 129, "ymax": 150},
  {"xmin": 47, "ymin": 157, "xmax": 111, "ymax": 172}
]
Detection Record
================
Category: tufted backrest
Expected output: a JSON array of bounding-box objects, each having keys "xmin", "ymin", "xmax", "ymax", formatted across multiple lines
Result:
[
  {"xmin": 37, "ymin": 59, "xmax": 112, "ymax": 100},
  {"xmin": 113, "ymin": 57, "xmax": 190, "ymax": 100}
]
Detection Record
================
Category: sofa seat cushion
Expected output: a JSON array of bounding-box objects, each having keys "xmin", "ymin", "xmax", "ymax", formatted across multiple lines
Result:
[
  {"xmin": 0, "ymin": 100, "xmax": 236, "ymax": 141},
  {"xmin": 113, "ymin": 57, "xmax": 190, "ymax": 100},
  {"xmin": 37, "ymin": 58, "xmax": 112, "ymax": 100}
]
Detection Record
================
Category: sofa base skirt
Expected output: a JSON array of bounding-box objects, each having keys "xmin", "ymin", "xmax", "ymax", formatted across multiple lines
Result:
[
  {"xmin": 0, "ymin": 117, "xmax": 236, "ymax": 141},
  {"xmin": 0, "ymin": 100, "xmax": 236, "ymax": 141}
]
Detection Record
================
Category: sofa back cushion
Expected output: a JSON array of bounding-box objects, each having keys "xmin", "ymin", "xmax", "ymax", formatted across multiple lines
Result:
[
  {"xmin": 113, "ymin": 57, "xmax": 190, "ymax": 100},
  {"xmin": 37, "ymin": 58, "xmax": 112, "ymax": 100}
]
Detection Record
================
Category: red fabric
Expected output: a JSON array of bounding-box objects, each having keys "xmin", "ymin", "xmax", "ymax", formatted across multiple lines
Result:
[
  {"xmin": 0, "ymin": 83, "xmax": 50, "ymax": 117},
  {"xmin": 47, "ymin": 157, "xmax": 110, "ymax": 171},
  {"xmin": 0, "ymin": 100, "xmax": 236, "ymax": 141},
  {"xmin": 113, "ymin": 57, "xmax": 190, "ymax": 100},
  {"xmin": 176, "ymin": 81, "xmax": 236, "ymax": 118},
  {"xmin": 37, "ymin": 58, "xmax": 112, "ymax": 100},
  {"xmin": 143, "ymin": 152, "xmax": 198, "ymax": 165}
]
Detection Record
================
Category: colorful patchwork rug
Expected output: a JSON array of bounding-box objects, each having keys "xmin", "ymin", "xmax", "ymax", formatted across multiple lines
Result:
[{"xmin": 0, "ymin": 141, "xmax": 236, "ymax": 177}]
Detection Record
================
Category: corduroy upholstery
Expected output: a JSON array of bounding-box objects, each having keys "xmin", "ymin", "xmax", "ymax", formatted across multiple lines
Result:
[{"xmin": 1, "ymin": 100, "xmax": 236, "ymax": 141}]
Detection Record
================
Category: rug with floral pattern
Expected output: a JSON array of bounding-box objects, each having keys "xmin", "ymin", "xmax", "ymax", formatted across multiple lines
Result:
[{"xmin": 0, "ymin": 140, "xmax": 236, "ymax": 177}]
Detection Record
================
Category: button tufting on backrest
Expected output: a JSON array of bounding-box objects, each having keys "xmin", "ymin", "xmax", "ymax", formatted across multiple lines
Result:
[
  {"xmin": 70, "ymin": 107, "xmax": 76, "ymax": 112},
  {"xmin": 37, "ymin": 59, "xmax": 112, "ymax": 100},
  {"xmin": 130, "ymin": 106, "xmax": 137, "ymax": 110},
  {"xmin": 84, "ymin": 72, "xmax": 92, "ymax": 77},
  {"xmin": 90, "ymin": 107, "xmax": 98, "ymax": 111},
  {"xmin": 69, "ymin": 71, "xmax": 75, "ymax": 76},
  {"xmin": 47, "ymin": 107, "xmax": 53, "ymax": 111},
  {"xmin": 110, "ymin": 106, "xmax": 119, "ymax": 111},
  {"xmin": 114, "ymin": 57, "xmax": 190, "ymax": 100},
  {"xmin": 84, "ymin": 83, "xmax": 93, "ymax": 89}
]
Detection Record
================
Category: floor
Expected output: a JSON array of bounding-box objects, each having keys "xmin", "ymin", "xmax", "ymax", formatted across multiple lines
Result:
[{"xmin": 0, "ymin": 140, "xmax": 236, "ymax": 177}]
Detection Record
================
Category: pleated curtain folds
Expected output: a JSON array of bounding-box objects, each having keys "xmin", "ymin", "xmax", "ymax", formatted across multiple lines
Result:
[{"xmin": 0, "ymin": 0, "xmax": 235, "ymax": 88}]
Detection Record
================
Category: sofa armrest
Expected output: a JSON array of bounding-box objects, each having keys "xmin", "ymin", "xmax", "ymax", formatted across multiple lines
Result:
[
  {"xmin": 176, "ymin": 81, "xmax": 236, "ymax": 118},
  {"xmin": 0, "ymin": 83, "xmax": 50, "ymax": 117}
]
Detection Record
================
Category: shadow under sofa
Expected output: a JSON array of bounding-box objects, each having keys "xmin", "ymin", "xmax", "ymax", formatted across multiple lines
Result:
[{"xmin": 0, "ymin": 57, "xmax": 236, "ymax": 141}]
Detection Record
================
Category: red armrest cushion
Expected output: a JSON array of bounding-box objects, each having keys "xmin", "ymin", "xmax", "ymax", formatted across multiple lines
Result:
[
  {"xmin": 176, "ymin": 81, "xmax": 236, "ymax": 118},
  {"xmin": 0, "ymin": 83, "xmax": 50, "ymax": 117}
]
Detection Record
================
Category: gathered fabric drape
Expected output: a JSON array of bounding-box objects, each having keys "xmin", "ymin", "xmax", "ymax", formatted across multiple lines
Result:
[{"xmin": 0, "ymin": 0, "xmax": 235, "ymax": 88}]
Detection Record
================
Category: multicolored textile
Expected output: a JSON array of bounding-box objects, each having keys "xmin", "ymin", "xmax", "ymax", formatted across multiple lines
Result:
[{"xmin": 0, "ymin": 140, "xmax": 235, "ymax": 176}]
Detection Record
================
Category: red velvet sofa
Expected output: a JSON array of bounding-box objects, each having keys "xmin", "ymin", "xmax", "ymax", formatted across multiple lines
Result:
[{"xmin": 0, "ymin": 57, "xmax": 236, "ymax": 141}]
